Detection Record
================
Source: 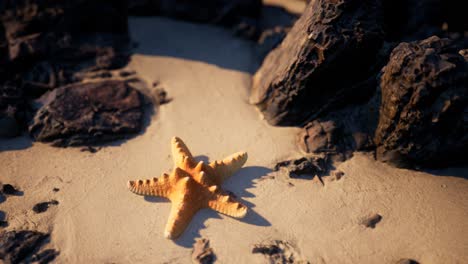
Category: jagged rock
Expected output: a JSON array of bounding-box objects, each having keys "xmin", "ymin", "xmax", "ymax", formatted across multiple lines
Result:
[
  {"xmin": 250, "ymin": 0, "xmax": 384, "ymax": 126},
  {"xmin": 274, "ymin": 156, "xmax": 329, "ymax": 179},
  {"xmin": 128, "ymin": 0, "xmax": 261, "ymax": 26},
  {"xmin": 374, "ymin": 36, "xmax": 468, "ymax": 168},
  {"xmin": 297, "ymin": 94, "xmax": 380, "ymax": 161},
  {"xmin": 29, "ymin": 80, "xmax": 145, "ymax": 147},
  {"xmin": 0, "ymin": 0, "xmax": 130, "ymax": 138},
  {"xmin": 0, "ymin": 230, "xmax": 58, "ymax": 264}
]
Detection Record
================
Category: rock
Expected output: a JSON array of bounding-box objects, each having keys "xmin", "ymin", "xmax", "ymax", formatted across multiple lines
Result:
[
  {"xmin": 250, "ymin": 0, "xmax": 384, "ymax": 126},
  {"xmin": 274, "ymin": 156, "xmax": 329, "ymax": 179},
  {"xmin": 128, "ymin": 0, "xmax": 262, "ymax": 27},
  {"xmin": 252, "ymin": 240, "xmax": 308, "ymax": 264},
  {"xmin": 297, "ymin": 95, "xmax": 380, "ymax": 161},
  {"xmin": 374, "ymin": 36, "xmax": 468, "ymax": 168},
  {"xmin": 0, "ymin": 230, "xmax": 58, "ymax": 264},
  {"xmin": 0, "ymin": 82, "xmax": 25, "ymax": 138},
  {"xmin": 192, "ymin": 238, "xmax": 216, "ymax": 264},
  {"xmin": 396, "ymin": 259, "xmax": 419, "ymax": 264},
  {"xmin": 29, "ymin": 80, "xmax": 145, "ymax": 147},
  {"xmin": 0, "ymin": 210, "xmax": 7, "ymax": 228},
  {"xmin": 2, "ymin": 184, "xmax": 21, "ymax": 195},
  {"xmin": 32, "ymin": 200, "xmax": 59, "ymax": 214},
  {"xmin": 360, "ymin": 213, "xmax": 382, "ymax": 228}
]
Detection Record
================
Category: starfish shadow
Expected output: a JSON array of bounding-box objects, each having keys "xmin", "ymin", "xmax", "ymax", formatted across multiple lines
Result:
[{"xmin": 168, "ymin": 165, "xmax": 273, "ymax": 248}]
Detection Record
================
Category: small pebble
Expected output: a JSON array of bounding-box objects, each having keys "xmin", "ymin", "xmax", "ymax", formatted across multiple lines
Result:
[
  {"xmin": 33, "ymin": 200, "xmax": 59, "ymax": 214},
  {"xmin": 52, "ymin": 188, "xmax": 60, "ymax": 192}
]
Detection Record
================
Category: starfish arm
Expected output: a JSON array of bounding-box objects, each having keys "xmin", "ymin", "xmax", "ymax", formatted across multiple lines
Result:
[
  {"xmin": 127, "ymin": 174, "xmax": 171, "ymax": 198},
  {"xmin": 209, "ymin": 152, "xmax": 248, "ymax": 184},
  {"xmin": 171, "ymin": 136, "xmax": 195, "ymax": 168},
  {"xmin": 207, "ymin": 186, "xmax": 248, "ymax": 218},
  {"xmin": 164, "ymin": 193, "xmax": 200, "ymax": 239}
]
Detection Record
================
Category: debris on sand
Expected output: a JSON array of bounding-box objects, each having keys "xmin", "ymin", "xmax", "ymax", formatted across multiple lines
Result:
[
  {"xmin": 360, "ymin": 214, "xmax": 383, "ymax": 229},
  {"xmin": 252, "ymin": 240, "xmax": 309, "ymax": 264},
  {"xmin": 192, "ymin": 238, "xmax": 216, "ymax": 264},
  {"xmin": 0, "ymin": 230, "xmax": 59, "ymax": 264}
]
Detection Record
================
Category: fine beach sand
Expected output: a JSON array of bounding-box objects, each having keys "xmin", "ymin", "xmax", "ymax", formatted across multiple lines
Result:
[{"xmin": 1, "ymin": 16, "xmax": 468, "ymax": 263}]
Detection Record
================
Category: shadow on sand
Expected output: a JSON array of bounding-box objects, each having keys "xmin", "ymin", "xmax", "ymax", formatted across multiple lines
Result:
[
  {"xmin": 129, "ymin": 16, "xmax": 257, "ymax": 74},
  {"xmin": 142, "ymin": 165, "xmax": 272, "ymax": 248}
]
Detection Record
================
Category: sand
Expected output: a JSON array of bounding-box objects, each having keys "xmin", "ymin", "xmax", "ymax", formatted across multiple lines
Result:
[{"xmin": 1, "ymin": 16, "xmax": 468, "ymax": 264}]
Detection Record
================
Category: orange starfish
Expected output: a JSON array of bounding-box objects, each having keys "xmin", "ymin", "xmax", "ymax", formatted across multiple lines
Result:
[{"xmin": 127, "ymin": 137, "xmax": 248, "ymax": 239}]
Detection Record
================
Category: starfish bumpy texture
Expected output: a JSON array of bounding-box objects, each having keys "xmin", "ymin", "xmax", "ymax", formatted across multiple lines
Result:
[{"xmin": 127, "ymin": 137, "xmax": 248, "ymax": 239}]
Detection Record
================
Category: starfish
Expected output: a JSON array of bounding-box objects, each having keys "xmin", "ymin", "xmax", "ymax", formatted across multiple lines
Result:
[{"xmin": 127, "ymin": 137, "xmax": 249, "ymax": 239}]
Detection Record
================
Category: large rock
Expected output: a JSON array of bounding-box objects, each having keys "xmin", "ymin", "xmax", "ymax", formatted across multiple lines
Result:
[
  {"xmin": 128, "ymin": 0, "xmax": 261, "ymax": 26},
  {"xmin": 29, "ymin": 80, "xmax": 144, "ymax": 147},
  {"xmin": 0, "ymin": 230, "xmax": 58, "ymax": 264},
  {"xmin": 0, "ymin": 0, "xmax": 130, "ymax": 138},
  {"xmin": 374, "ymin": 36, "xmax": 468, "ymax": 168},
  {"xmin": 250, "ymin": 0, "xmax": 384, "ymax": 126}
]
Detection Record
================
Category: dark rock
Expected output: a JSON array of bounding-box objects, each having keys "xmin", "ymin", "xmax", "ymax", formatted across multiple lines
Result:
[
  {"xmin": 297, "ymin": 94, "xmax": 380, "ymax": 161},
  {"xmin": 374, "ymin": 36, "xmax": 468, "ymax": 168},
  {"xmin": 80, "ymin": 146, "xmax": 101, "ymax": 153},
  {"xmin": 192, "ymin": 238, "xmax": 216, "ymax": 264},
  {"xmin": 274, "ymin": 156, "xmax": 329, "ymax": 179},
  {"xmin": 250, "ymin": 0, "xmax": 385, "ymax": 126},
  {"xmin": 128, "ymin": 0, "xmax": 262, "ymax": 27},
  {"xmin": 29, "ymin": 80, "xmax": 145, "ymax": 147},
  {"xmin": 396, "ymin": 259, "xmax": 419, "ymax": 264},
  {"xmin": 154, "ymin": 88, "xmax": 171, "ymax": 105},
  {"xmin": 0, "ymin": 82, "xmax": 26, "ymax": 138},
  {"xmin": 31, "ymin": 249, "xmax": 59, "ymax": 264},
  {"xmin": 0, "ymin": 210, "xmax": 7, "ymax": 228},
  {"xmin": 333, "ymin": 171, "xmax": 345, "ymax": 180},
  {"xmin": 252, "ymin": 240, "xmax": 308, "ymax": 264},
  {"xmin": 0, "ymin": 230, "xmax": 58, "ymax": 264},
  {"xmin": 360, "ymin": 213, "xmax": 382, "ymax": 228},
  {"xmin": 2, "ymin": 184, "xmax": 20, "ymax": 195},
  {"xmin": 52, "ymin": 188, "xmax": 60, "ymax": 192},
  {"xmin": 32, "ymin": 200, "xmax": 59, "ymax": 214}
]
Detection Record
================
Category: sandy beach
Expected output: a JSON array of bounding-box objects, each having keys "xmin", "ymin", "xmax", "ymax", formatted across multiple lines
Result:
[{"xmin": 1, "ymin": 15, "xmax": 468, "ymax": 263}]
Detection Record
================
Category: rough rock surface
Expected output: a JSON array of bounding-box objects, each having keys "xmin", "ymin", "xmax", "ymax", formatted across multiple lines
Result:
[
  {"xmin": 250, "ymin": 0, "xmax": 384, "ymax": 126},
  {"xmin": 374, "ymin": 36, "xmax": 468, "ymax": 168},
  {"xmin": 29, "ymin": 80, "xmax": 144, "ymax": 147},
  {"xmin": 0, "ymin": 230, "xmax": 58, "ymax": 264},
  {"xmin": 0, "ymin": 0, "xmax": 130, "ymax": 138},
  {"xmin": 128, "ymin": 0, "xmax": 261, "ymax": 26},
  {"xmin": 297, "ymin": 94, "xmax": 380, "ymax": 161}
]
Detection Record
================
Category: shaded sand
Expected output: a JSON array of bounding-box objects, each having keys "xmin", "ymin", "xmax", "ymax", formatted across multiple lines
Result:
[{"xmin": 1, "ymin": 17, "xmax": 468, "ymax": 263}]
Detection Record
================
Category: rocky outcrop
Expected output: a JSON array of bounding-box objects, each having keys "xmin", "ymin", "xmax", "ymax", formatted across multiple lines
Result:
[
  {"xmin": 0, "ymin": 230, "xmax": 58, "ymax": 264},
  {"xmin": 29, "ymin": 80, "xmax": 144, "ymax": 147},
  {"xmin": 0, "ymin": 0, "xmax": 130, "ymax": 138},
  {"xmin": 374, "ymin": 36, "xmax": 468, "ymax": 168},
  {"xmin": 250, "ymin": 0, "xmax": 385, "ymax": 126},
  {"xmin": 128, "ymin": 0, "xmax": 261, "ymax": 26}
]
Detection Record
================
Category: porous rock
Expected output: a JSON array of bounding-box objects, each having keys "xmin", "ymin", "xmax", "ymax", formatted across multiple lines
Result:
[
  {"xmin": 29, "ymin": 80, "xmax": 144, "ymax": 147},
  {"xmin": 250, "ymin": 0, "xmax": 384, "ymax": 126},
  {"xmin": 374, "ymin": 36, "xmax": 468, "ymax": 168}
]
